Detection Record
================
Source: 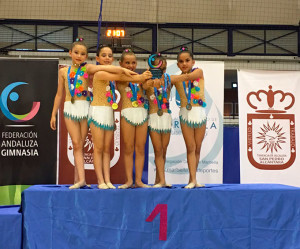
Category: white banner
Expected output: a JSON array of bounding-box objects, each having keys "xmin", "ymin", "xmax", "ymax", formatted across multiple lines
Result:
[
  {"xmin": 238, "ymin": 70, "xmax": 300, "ymax": 186},
  {"xmin": 148, "ymin": 61, "xmax": 224, "ymax": 184}
]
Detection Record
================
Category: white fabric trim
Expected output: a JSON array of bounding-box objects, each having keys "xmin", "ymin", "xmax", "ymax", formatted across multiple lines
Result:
[
  {"xmin": 148, "ymin": 112, "xmax": 172, "ymax": 133},
  {"xmin": 63, "ymin": 100, "xmax": 90, "ymax": 121}
]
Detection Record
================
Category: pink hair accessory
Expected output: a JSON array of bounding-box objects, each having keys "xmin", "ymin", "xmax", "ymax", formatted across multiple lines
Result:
[
  {"xmin": 138, "ymin": 100, "xmax": 142, "ymax": 104},
  {"xmin": 106, "ymin": 92, "xmax": 111, "ymax": 97},
  {"xmin": 153, "ymin": 99, "xmax": 157, "ymax": 104},
  {"xmin": 110, "ymin": 100, "xmax": 113, "ymax": 104},
  {"xmin": 127, "ymin": 92, "xmax": 133, "ymax": 98},
  {"xmin": 191, "ymin": 94, "xmax": 195, "ymax": 99},
  {"xmin": 74, "ymin": 89, "xmax": 80, "ymax": 94},
  {"xmin": 161, "ymin": 104, "xmax": 166, "ymax": 109},
  {"xmin": 84, "ymin": 73, "xmax": 88, "ymax": 79}
]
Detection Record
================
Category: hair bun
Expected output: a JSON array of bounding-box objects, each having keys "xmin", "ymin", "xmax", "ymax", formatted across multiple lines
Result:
[{"xmin": 180, "ymin": 46, "xmax": 188, "ymax": 52}]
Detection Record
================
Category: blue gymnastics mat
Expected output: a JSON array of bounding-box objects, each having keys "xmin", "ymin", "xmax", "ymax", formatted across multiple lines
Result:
[{"xmin": 21, "ymin": 184, "xmax": 300, "ymax": 249}]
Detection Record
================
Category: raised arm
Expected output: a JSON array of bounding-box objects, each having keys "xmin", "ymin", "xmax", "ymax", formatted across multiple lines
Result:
[
  {"xmin": 86, "ymin": 64, "xmax": 138, "ymax": 77},
  {"xmin": 94, "ymin": 70, "xmax": 152, "ymax": 83},
  {"xmin": 50, "ymin": 68, "xmax": 65, "ymax": 130},
  {"xmin": 170, "ymin": 68, "xmax": 204, "ymax": 84}
]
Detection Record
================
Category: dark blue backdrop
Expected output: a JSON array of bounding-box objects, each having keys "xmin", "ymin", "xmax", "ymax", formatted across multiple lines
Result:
[{"xmin": 223, "ymin": 126, "xmax": 240, "ymax": 183}]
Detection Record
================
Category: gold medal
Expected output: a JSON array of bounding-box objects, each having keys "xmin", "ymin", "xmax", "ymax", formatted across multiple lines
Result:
[
  {"xmin": 112, "ymin": 103, "xmax": 118, "ymax": 110},
  {"xmin": 132, "ymin": 101, "xmax": 139, "ymax": 107},
  {"xmin": 71, "ymin": 97, "xmax": 75, "ymax": 104}
]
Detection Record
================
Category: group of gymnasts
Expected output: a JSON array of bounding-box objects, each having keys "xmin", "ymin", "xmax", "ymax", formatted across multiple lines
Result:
[{"xmin": 50, "ymin": 37, "xmax": 207, "ymax": 190}]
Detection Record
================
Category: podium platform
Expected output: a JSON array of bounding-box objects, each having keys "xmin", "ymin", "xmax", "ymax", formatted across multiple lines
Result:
[
  {"xmin": 0, "ymin": 205, "xmax": 22, "ymax": 249},
  {"xmin": 22, "ymin": 184, "xmax": 300, "ymax": 249}
]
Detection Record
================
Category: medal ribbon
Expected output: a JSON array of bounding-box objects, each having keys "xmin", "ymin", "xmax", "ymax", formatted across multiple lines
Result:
[
  {"xmin": 182, "ymin": 80, "xmax": 191, "ymax": 105},
  {"xmin": 154, "ymin": 74, "xmax": 170, "ymax": 109},
  {"xmin": 163, "ymin": 73, "xmax": 171, "ymax": 91},
  {"xmin": 154, "ymin": 87, "xmax": 162, "ymax": 110},
  {"xmin": 109, "ymin": 81, "xmax": 117, "ymax": 104},
  {"xmin": 129, "ymin": 82, "xmax": 138, "ymax": 101}
]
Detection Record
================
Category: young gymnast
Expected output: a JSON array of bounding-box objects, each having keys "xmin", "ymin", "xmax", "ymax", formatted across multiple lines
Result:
[
  {"xmin": 89, "ymin": 46, "xmax": 152, "ymax": 189},
  {"xmin": 50, "ymin": 39, "xmax": 136, "ymax": 189},
  {"xmin": 173, "ymin": 47, "xmax": 207, "ymax": 189},
  {"xmin": 143, "ymin": 56, "xmax": 171, "ymax": 188},
  {"xmin": 144, "ymin": 54, "xmax": 203, "ymax": 188},
  {"xmin": 117, "ymin": 49, "xmax": 152, "ymax": 189}
]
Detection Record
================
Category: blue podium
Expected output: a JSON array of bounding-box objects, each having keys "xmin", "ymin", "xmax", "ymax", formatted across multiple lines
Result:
[
  {"xmin": 22, "ymin": 184, "xmax": 300, "ymax": 249},
  {"xmin": 0, "ymin": 205, "xmax": 22, "ymax": 249}
]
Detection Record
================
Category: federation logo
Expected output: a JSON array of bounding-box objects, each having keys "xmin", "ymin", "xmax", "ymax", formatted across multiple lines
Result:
[
  {"xmin": 0, "ymin": 82, "xmax": 40, "ymax": 122},
  {"xmin": 247, "ymin": 85, "xmax": 296, "ymax": 170}
]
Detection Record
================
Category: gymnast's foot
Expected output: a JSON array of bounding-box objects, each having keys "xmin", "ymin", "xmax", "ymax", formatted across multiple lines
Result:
[
  {"xmin": 118, "ymin": 182, "xmax": 133, "ymax": 189},
  {"xmin": 153, "ymin": 182, "xmax": 172, "ymax": 188},
  {"xmin": 184, "ymin": 182, "xmax": 196, "ymax": 189},
  {"xmin": 106, "ymin": 182, "xmax": 116, "ymax": 189},
  {"xmin": 97, "ymin": 183, "xmax": 109, "ymax": 189},
  {"xmin": 69, "ymin": 182, "xmax": 87, "ymax": 189},
  {"xmin": 196, "ymin": 183, "xmax": 205, "ymax": 188},
  {"xmin": 135, "ymin": 182, "xmax": 151, "ymax": 188}
]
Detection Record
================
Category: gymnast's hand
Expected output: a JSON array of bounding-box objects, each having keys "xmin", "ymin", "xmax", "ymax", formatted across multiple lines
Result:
[
  {"xmin": 50, "ymin": 116, "xmax": 56, "ymax": 130},
  {"xmin": 141, "ymin": 70, "xmax": 152, "ymax": 81},
  {"xmin": 153, "ymin": 78, "xmax": 163, "ymax": 88}
]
